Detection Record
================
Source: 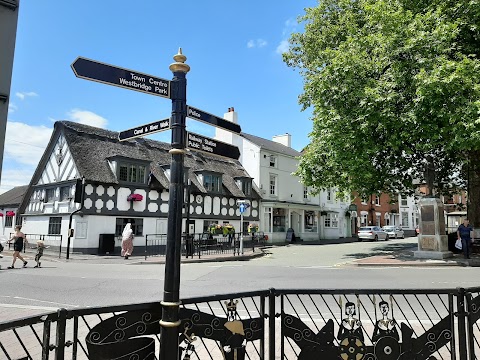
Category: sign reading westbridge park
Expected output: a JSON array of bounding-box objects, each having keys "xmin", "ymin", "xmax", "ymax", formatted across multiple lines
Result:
[
  {"xmin": 187, "ymin": 132, "xmax": 240, "ymax": 160},
  {"xmin": 71, "ymin": 57, "xmax": 171, "ymax": 98}
]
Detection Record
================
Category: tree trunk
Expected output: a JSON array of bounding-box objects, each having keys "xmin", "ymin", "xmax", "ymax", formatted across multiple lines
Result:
[{"xmin": 468, "ymin": 152, "xmax": 480, "ymax": 229}]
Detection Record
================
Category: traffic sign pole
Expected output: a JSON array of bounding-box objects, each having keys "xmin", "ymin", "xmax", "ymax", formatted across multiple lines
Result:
[{"xmin": 160, "ymin": 49, "xmax": 190, "ymax": 360}]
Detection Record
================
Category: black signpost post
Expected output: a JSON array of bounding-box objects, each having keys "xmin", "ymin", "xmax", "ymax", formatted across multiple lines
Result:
[{"xmin": 71, "ymin": 49, "xmax": 241, "ymax": 359}]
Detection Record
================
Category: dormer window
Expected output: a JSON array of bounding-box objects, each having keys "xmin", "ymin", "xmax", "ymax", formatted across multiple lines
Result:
[
  {"xmin": 235, "ymin": 177, "xmax": 252, "ymax": 196},
  {"xmin": 203, "ymin": 173, "xmax": 222, "ymax": 192},
  {"xmin": 118, "ymin": 163, "xmax": 147, "ymax": 184}
]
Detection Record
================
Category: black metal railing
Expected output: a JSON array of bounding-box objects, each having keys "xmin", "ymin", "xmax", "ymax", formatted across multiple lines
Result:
[
  {"xmin": 7, "ymin": 233, "xmax": 63, "ymax": 258},
  {"xmin": 2, "ymin": 287, "xmax": 480, "ymax": 359},
  {"xmin": 144, "ymin": 232, "xmax": 267, "ymax": 260}
]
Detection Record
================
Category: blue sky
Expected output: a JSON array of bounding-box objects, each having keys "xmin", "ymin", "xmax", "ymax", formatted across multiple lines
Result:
[{"xmin": 3, "ymin": 0, "xmax": 317, "ymax": 193}]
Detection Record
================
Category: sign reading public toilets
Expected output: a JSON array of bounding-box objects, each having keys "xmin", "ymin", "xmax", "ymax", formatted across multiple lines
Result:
[
  {"xmin": 118, "ymin": 118, "xmax": 171, "ymax": 141},
  {"xmin": 187, "ymin": 105, "xmax": 241, "ymax": 133},
  {"xmin": 71, "ymin": 57, "xmax": 171, "ymax": 98},
  {"xmin": 187, "ymin": 132, "xmax": 240, "ymax": 160}
]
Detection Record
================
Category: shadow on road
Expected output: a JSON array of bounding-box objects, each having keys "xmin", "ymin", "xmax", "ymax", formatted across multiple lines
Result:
[{"xmin": 344, "ymin": 242, "xmax": 417, "ymax": 259}]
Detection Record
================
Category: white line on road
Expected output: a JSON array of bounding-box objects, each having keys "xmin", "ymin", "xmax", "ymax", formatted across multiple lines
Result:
[
  {"xmin": 0, "ymin": 303, "xmax": 59, "ymax": 311},
  {"xmin": 12, "ymin": 296, "xmax": 79, "ymax": 308}
]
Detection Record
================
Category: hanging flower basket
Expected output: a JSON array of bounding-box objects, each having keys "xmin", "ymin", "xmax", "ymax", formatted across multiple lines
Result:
[
  {"xmin": 208, "ymin": 224, "xmax": 223, "ymax": 235},
  {"xmin": 6, "ymin": 211, "xmax": 15, "ymax": 216},
  {"xmin": 248, "ymin": 223, "xmax": 259, "ymax": 233},
  {"xmin": 0, "ymin": 213, "xmax": 3, "ymax": 217},
  {"xmin": 127, "ymin": 194, "xmax": 143, "ymax": 202},
  {"xmin": 223, "ymin": 224, "xmax": 235, "ymax": 235}
]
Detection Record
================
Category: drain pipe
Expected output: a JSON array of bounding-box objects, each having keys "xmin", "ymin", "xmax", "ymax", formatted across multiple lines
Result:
[{"xmin": 66, "ymin": 177, "xmax": 85, "ymax": 259}]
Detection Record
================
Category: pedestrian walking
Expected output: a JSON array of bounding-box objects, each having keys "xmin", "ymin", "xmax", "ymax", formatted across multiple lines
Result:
[
  {"xmin": 121, "ymin": 223, "xmax": 134, "ymax": 259},
  {"xmin": 457, "ymin": 218, "xmax": 474, "ymax": 259},
  {"xmin": 7, "ymin": 225, "xmax": 28, "ymax": 269},
  {"xmin": 34, "ymin": 240, "xmax": 45, "ymax": 268}
]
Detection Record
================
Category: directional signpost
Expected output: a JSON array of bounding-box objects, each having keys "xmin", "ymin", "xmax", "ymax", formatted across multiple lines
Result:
[
  {"xmin": 71, "ymin": 57, "xmax": 171, "ymax": 99},
  {"xmin": 187, "ymin": 105, "xmax": 241, "ymax": 133},
  {"xmin": 71, "ymin": 49, "xmax": 246, "ymax": 360},
  {"xmin": 118, "ymin": 118, "xmax": 171, "ymax": 141},
  {"xmin": 186, "ymin": 131, "xmax": 240, "ymax": 160}
]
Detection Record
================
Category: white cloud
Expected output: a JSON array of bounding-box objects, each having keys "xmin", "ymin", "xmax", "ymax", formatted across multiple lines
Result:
[
  {"xmin": 15, "ymin": 91, "xmax": 38, "ymax": 100},
  {"xmin": 276, "ymin": 18, "xmax": 297, "ymax": 55},
  {"xmin": 276, "ymin": 40, "xmax": 290, "ymax": 54},
  {"xmin": 0, "ymin": 168, "xmax": 37, "ymax": 194},
  {"xmin": 8, "ymin": 103, "xmax": 17, "ymax": 113},
  {"xmin": 4, "ymin": 122, "xmax": 52, "ymax": 167},
  {"xmin": 67, "ymin": 109, "xmax": 108, "ymax": 128},
  {"xmin": 247, "ymin": 39, "xmax": 268, "ymax": 49}
]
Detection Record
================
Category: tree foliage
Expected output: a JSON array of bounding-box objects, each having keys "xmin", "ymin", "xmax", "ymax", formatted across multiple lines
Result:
[{"xmin": 284, "ymin": 0, "xmax": 480, "ymax": 203}]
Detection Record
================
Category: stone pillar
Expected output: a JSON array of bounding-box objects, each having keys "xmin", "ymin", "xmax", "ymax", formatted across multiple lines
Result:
[{"xmin": 414, "ymin": 197, "xmax": 452, "ymax": 259}]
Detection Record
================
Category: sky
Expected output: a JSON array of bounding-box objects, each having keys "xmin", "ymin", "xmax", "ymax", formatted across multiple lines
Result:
[{"xmin": 3, "ymin": 0, "xmax": 318, "ymax": 194}]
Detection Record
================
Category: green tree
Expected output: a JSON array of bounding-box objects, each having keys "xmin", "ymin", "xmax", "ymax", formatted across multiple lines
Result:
[{"xmin": 284, "ymin": 0, "xmax": 480, "ymax": 225}]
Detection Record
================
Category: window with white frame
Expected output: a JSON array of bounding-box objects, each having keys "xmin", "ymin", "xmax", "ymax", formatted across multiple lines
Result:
[
  {"xmin": 400, "ymin": 194, "xmax": 408, "ymax": 206},
  {"xmin": 303, "ymin": 187, "xmax": 308, "ymax": 199},
  {"xmin": 118, "ymin": 163, "xmax": 147, "ymax": 184},
  {"xmin": 327, "ymin": 189, "xmax": 332, "ymax": 201},
  {"xmin": 361, "ymin": 196, "xmax": 368, "ymax": 204},
  {"xmin": 45, "ymin": 188, "xmax": 55, "ymax": 203},
  {"xmin": 269, "ymin": 155, "xmax": 276, "ymax": 167},
  {"xmin": 361, "ymin": 214, "xmax": 368, "ymax": 226},
  {"xmin": 401, "ymin": 211, "xmax": 409, "ymax": 227},
  {"xmin": 264, "ymin": 207, "xmax": 272, "ymax": 232},
  {"xmin": 48, "ymin": 217, "xmax": 62, "ymax": 235},
  {"xmin": 375, "ymin": 195, "xmax": 381, "ymax": 206},
  {"xmin": 60, "ymin": 186, "xmax": 70, "ymax": 201},
  {"xmin": 203, "ymin": 173, "xmax": 222, "ymax": 193},
  {"xmin": 324, "ymin": 213, "xmax": 338, "ymax": 228},
  {"xmin": 269, "ymin": 174, "xmax": 277, "ymax": 196}
]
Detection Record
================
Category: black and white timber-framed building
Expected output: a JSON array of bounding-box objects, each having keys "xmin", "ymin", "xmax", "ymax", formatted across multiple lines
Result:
[{"xmin": 17, "ymin": 121, "xmax": 260, "ymax": 254}]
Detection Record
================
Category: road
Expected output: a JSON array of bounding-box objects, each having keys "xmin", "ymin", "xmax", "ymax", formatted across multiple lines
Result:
[{"xmin": 0, "ymin": 236, "xmax": 478, "ymax": 322}]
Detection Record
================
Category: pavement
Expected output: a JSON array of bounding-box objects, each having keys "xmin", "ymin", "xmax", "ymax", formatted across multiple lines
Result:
[{"xmin": 1, "ymin": 236, "xmax": 478, "ymax": 267}]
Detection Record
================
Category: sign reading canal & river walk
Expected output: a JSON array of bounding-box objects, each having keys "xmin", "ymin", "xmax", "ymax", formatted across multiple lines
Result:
[
  {"xmin": 118, "ymin": 118, "xmax": 171, "ymax": 141},
  {"xmin": 187, "ymin": 105, "xmax": 241, "ymax": 134},
  {"xmin": 187, "ymin": 132, "xmax": 240, "ymax": 160},
  {"xmin": 71, "ymin": 57, "xmax": 171, "ymax": 99}
]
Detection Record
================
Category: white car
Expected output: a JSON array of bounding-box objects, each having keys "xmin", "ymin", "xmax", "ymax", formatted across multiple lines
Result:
[
  {"xmin": 357, "ymin": 226, "xmax": 389, "ymax": 241},
  {"xmin": 382, "ymin": 226, "xmax": 405, "ymax": 239}
]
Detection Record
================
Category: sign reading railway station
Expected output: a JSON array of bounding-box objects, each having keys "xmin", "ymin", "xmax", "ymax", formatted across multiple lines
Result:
[
  {"xmin": 71, "ymin": 57, "xmax": 171, "ymax": 99},
  {"xmin": 187, "ymin": 105, "xmax": 241, "ymax": 134},
  {"xmin": 187, "ymin": 131, "xmax": 240, "ymax": 160},
  {"xmin": 118, "ymin": 118, "xmax": 171, "ymax": 141}
]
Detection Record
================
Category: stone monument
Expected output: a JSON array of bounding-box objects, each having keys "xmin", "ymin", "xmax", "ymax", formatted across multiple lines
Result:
[{"xmin": 414, "ymin": 197, "xmax": 452, "ymax": 259}]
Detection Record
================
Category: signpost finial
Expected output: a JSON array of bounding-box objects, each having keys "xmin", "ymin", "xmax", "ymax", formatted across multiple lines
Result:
[{"xmin": 170, "ymin": 48, "xmax": 190, "ymax": 73}]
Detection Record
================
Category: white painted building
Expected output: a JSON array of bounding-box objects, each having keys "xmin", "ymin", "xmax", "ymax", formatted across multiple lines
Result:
[{"xmin": 215, "ymin": 108, "xmax": 351, "ymax": 244}]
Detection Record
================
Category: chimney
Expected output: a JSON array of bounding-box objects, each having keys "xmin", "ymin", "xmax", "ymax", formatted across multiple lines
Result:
[
  {"xmin": 223, "ymin": 106, "xmax": 238, "ymax": 124},
  {"xmin": 272, "ymin": 133, "xmax": 291, "ymax": 148}
]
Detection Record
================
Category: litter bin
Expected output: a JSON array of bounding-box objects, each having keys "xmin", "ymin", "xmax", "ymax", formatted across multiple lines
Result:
[{"xmin": 99, "ymin": 234, "xmax": 115, "ymax": 255}]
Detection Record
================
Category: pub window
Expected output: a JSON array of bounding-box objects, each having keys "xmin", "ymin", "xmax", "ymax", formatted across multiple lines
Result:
[
  {"xmin": 60, "ymin": 186, "xmax": 70, "ymax": 201},
  {"xmin": 45, "ymin": 188, "xmax": 55, "ymax": 203},
  {"xmin": 5, "ymin": 215, "xmax": 13, "ymax": 228},
  {"xmin": 48, "ymin": 217, "xmax": 62, "ymax": 235},
  {"xmin": 324, "ymin": 213, "xmax": 338, "ymax": 228},
  {"xmin": 118, "ymin": 163, "xmax": 147, "ymax": 184},
  {"xmin": 115, "ymin": 218, "xmax": 143, "ymax": 236},
  {"xmin": 203, "ymin": 174, "xmax": 221, "ymax": 193}
]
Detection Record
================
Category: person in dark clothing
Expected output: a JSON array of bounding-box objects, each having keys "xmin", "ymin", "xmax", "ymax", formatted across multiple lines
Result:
[
  {"xmin": 7, "ymin": 225, "xmax": 28, "ymax": 269},
  {"xmin": 457, "ymin": 218, "xmax": 474, "ymax": 259}
]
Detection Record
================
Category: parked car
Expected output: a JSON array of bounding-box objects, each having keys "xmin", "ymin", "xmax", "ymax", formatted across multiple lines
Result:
[
  {"xmin": 358, "ymin": 226, "xmax": 389, "ymax": 241},
  {"xmin": 382, "ymin": 226, "xmax": 405, "ymax": 239}
]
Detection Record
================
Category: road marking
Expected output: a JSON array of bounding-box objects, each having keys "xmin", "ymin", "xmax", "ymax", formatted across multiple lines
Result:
[
  {"xmin": 0, "ymin": 303, "xmax": 59, "ymax": 311},
  {"xmin": 12, "ymin": 296, "xmax": 79, "ymax": 308}
]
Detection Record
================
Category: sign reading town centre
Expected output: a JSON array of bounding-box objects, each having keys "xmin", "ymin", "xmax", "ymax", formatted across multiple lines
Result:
[
  {"xmin": 187, "ymin": 132, "xmax": 240, "ymax": 160},
  {"xmin": 118, "ymin": 118, "xmax": 171, "ymax": 141},
  {"xmin": 71, "ymin": 57, "xmax": 171, "ymax": 99}
]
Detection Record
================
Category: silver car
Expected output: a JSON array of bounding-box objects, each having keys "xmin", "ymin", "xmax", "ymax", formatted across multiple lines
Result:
[
  {"xmin": 357, "ymin": 226, "xmax": 389, "ymax": 241},
  {"xmin": 382, "ymin": 226, "xmax": 405, "ymax": 239}
]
